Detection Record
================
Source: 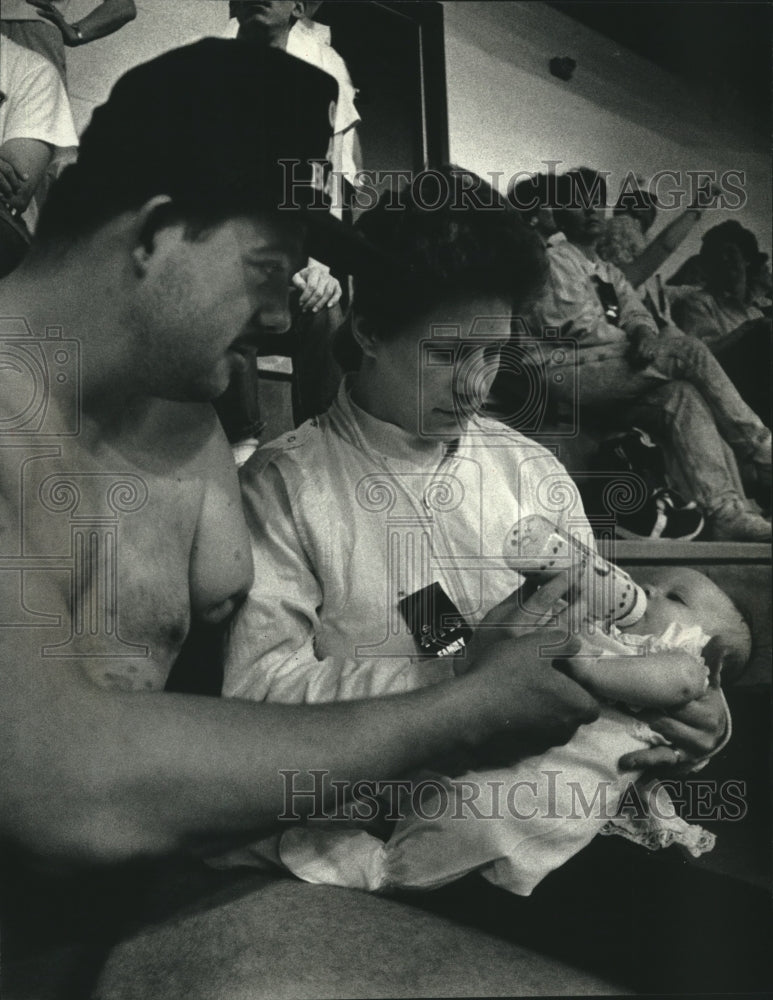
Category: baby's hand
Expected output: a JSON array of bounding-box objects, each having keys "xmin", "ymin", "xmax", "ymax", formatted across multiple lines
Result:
[{"xmin": 619, "ymin": 647, "xmax": 727, "ymax": 773}]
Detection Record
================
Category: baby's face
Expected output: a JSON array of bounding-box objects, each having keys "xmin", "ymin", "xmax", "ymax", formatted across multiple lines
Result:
[{"xmin": 625, "ymin": 567, "xmax": 743, "ymax": 640}]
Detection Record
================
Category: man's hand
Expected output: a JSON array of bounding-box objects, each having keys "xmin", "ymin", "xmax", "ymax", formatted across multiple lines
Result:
[
  {"xmin": 25, "ymin": 0, "xmax": 81, "ymax": 45},
  {"xmin": 0, "ymin": 157, "xmax": 28, "ymax": 207},
  {"xmin": 618, "ymin": 636, "xmax": 728, "ymax": 772},
  {"xmin": 461, "ymin": 630, "xmax": 600, "ymax": 761},
  {"xmin": 626, "ymin": 325, "xmax": 660, "ymax": 369},
  {"xmin": 292, "ymin": 263, "xmax": 342, "ymax": 314}
]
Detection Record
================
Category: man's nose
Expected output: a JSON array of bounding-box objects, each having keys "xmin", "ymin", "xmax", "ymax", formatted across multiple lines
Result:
[{"xmin": 257, "ymin": 293, "xmax": 293, "ymax": 336}]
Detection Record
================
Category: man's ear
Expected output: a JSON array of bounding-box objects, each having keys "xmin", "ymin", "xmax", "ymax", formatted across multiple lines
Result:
[
  {"xmin": 130, "ymin": 195, "xmax": 178, "ymax": 275},
  {"xmin": 351, "ymin": 313, "xmax": 380, "ymax": 359}
]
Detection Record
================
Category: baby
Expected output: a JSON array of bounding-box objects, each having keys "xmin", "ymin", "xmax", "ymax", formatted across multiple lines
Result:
[{"xmin": 271, "ymin": 563, "xmax": 748, "ymax": 896}]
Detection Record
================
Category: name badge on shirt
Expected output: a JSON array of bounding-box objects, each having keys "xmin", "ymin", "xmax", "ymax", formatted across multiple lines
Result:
[{"xmin": 398, "ymin": 582, "xmax": 472, "ymax": 658}]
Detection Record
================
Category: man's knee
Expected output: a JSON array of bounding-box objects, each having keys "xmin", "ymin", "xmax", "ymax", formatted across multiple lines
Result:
[
  {"xmin": 645, "ymin": 378, "xmax": 706, "ymax": 416},
  {"xmin": 94, "ymin": 879, "xmax": 625, "ymax": 999},
  {"xmin": 634, "ymin": 380, "xmax": 720, "ymax": 455}
]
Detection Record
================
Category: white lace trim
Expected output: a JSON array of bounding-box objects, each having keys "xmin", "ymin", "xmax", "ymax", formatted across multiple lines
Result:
[
  {"xmin": 599, "ymin": 778, "xmax": 716, "ymax": 858},
  {"xmin": 600, "ymin": 817, "xmax": 716, "ymax": 858}
]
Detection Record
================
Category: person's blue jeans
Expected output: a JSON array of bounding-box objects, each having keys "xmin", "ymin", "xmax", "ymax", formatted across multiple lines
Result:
[{"xmin": 548, "ymin": 331, "xmax": 770, "ymax": 513}]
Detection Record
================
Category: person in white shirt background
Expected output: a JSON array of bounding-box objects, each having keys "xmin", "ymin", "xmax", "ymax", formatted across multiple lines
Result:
[
  {"xmin": 0, "ymin": 0, "xmax": 136, "ymax": 84},
  {"xmin": 227, "ymin": 0, "xmax": 361, "ymax": 205},
  {"xmin": 0, "ymin": 33, "xmax": 77, "ymax": 275}
]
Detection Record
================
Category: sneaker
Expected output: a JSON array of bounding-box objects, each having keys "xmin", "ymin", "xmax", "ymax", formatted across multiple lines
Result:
[
  {"xmin": 707, "ymin": 500, "xmax": 771, "ymax": 542},
  {"xmin": 615, "ymin": 489, "xmax": 705, "ymax": 540}
]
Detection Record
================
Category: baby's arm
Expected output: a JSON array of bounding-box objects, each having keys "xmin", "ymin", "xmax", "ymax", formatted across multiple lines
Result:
[{"xmin": 565, "ymin": 648, "xmax": 709, "ymax": 710}]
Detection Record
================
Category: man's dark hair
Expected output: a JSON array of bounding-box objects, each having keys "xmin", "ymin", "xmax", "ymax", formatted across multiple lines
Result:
[
  {"xmin": 508, "ymin": 172, "xmax": 550, "ymax": 224},
  {"xmin": 350, "ymin": 165, "xmax": 546, "ymax": 335},
  {"xmin": 700, "ymin": 220, "xmax": 767, "ymax": 268},
  {"xmin": 33, "ymin": 39, "xmax": 335, "ymax": 250}
]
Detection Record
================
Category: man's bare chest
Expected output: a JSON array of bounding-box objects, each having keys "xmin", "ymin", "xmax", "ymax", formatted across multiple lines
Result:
[{"xmin": 0, "ymin": 438, "xmax": 204, "ymax": 689}]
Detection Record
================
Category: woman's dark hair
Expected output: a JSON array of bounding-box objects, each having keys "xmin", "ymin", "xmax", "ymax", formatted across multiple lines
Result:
[{"xmin": 349, "ymin": 165, "xmax": 546, "ymax": 336}]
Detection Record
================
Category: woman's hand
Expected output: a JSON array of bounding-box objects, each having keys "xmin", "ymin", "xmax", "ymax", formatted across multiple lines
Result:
[
  {"xmin": 618, "ymin": 637, "xmax": 728, "ymax": 772},
  {"xmin": 473, "ymin": 570, "xmax": 582, "ymax": 651}
]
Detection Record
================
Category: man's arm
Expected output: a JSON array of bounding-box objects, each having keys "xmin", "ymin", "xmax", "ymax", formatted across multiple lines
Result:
[
  {"xmin": 608, "ymin": 261, "xmax": 659, "ymax": 337},
  {"xmin": 25, "ymin": 0, "xmax": 136, "ymax": 46},
  {"xmin": 0, "ymin": 629, "xmax": 596, "ymax": 868},
  {"xmin": 605, "ymin": 260, "xmax": 661, "ymax": 367},
  {"xmin": 0, "ymin": 429, "xmax": 600, "ymax": 869},
  {"xmin": 620, "ymin": 208, "xmax": 704, "ymax": 289}
]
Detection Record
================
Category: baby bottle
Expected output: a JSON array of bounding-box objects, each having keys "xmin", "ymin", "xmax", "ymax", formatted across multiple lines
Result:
[{"xmin": 502, "ymin": 514, "xmax": 647, "ymax": 628}]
